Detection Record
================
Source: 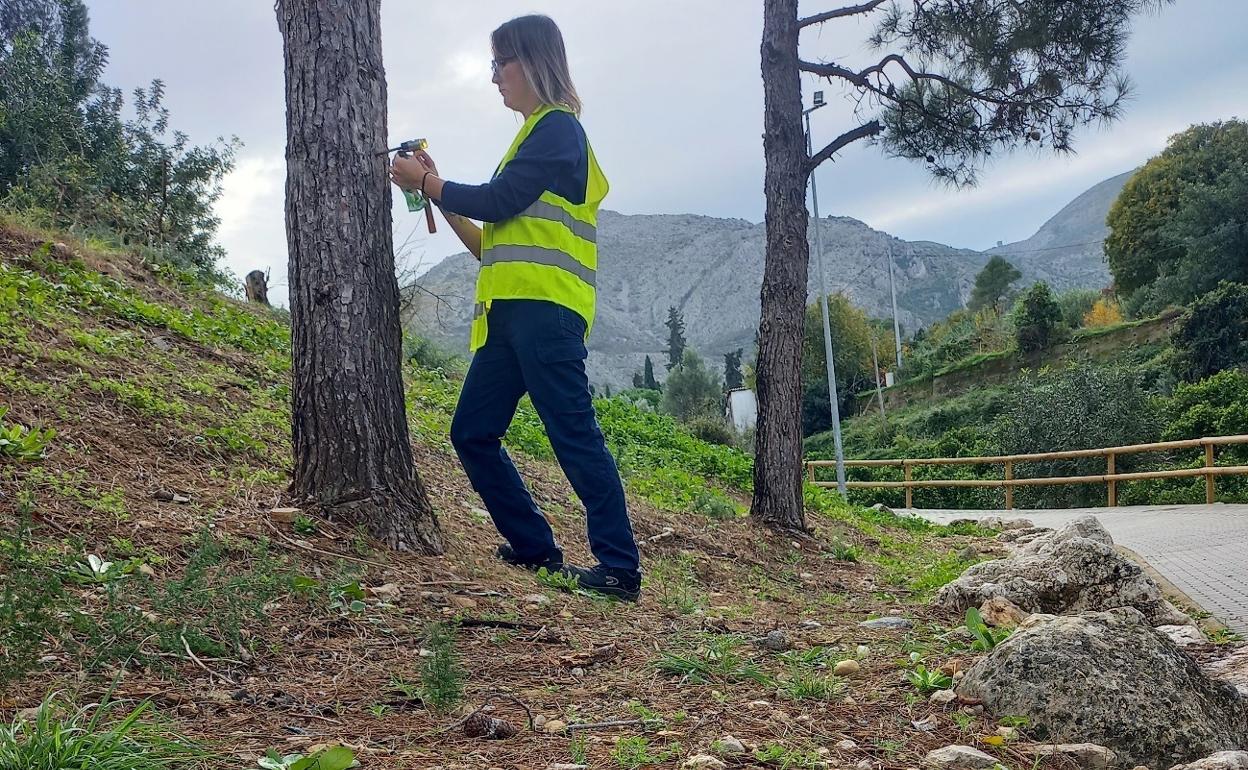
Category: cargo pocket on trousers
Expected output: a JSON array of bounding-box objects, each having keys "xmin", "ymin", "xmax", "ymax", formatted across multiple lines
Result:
[{"xmin": 537, "ymin": 338, "xmax": 588, "ymax": 364}]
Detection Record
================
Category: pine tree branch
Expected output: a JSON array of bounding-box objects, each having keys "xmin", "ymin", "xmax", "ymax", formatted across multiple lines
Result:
[
  {"xmin": 798, "ymin": 1, "xmax": 888, "ymax": 28},
  {"xmin": 861, "ymin": 54, "xmax": 1005, "ymax": 105},
  {"xmin": 807, "ymin": 121, "xmax": 882, "ymax": 173},
  {"xmin": 798, "ymin": 59, "xmax": 867, "ymax": 86}
]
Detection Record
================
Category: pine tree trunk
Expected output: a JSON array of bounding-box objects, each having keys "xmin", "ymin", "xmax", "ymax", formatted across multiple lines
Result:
[
  {"xmin": 276, "ymin": 0, "xmax": 443, "ymax": 554},
  {"xmin": 752, "ymin": 0, "xmax": 810, "ymax": 532}
]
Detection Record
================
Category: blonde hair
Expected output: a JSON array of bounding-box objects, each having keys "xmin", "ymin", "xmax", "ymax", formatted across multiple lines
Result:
[{"xmin": 491, "ymin": 15, "xmax": 582, "ymax": 116}]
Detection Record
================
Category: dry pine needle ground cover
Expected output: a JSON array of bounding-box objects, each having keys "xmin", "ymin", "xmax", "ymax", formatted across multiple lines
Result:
[{"xmin": 0, "ymin": 220, "xmax": 1062, "ymax": 769}]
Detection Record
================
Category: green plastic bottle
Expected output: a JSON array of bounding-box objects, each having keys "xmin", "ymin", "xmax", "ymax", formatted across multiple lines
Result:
[{"xmin": 402, "ymin": 188, "xmax": 427, "ymax": 213}]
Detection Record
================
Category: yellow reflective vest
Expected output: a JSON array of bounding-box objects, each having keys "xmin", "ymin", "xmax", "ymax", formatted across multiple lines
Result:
[{"xmin": 469, "ymin": 105, "xmax": 608, "ymax": 351}]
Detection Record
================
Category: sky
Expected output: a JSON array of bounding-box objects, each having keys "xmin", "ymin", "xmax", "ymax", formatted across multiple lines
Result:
[{"xmin": 84, "ymin": 0, "xmax": 1248, "ymax": 305}]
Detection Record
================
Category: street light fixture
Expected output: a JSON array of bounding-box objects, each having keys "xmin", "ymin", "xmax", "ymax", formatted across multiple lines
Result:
[{"xmin": 803, "ymin": 91, "xmax": 847, "ymax": 497}]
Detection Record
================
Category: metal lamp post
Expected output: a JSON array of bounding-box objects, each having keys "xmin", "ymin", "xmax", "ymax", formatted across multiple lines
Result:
[{"xmin": 803, "ymin": 91, "xmax": 847, "ymax": 497}]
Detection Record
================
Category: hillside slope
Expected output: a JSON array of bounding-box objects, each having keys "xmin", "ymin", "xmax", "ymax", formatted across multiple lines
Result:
[{"xmin": 0, "ymin": 220, "xmax": 1033, "ymax": 768}]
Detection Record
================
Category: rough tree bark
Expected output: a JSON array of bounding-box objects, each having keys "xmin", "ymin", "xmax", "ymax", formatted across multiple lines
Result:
[
  {"xmin": 276, "ymin": 0, "xmax": 442, "ymax": 553},
  {"xmin": 753, "ymin": 0, "xmax": 1165, "ymax": 533},
  {"xmin": 244, "ymin": 269, "xmax": 269, "ymax": 306},
  {"xmin": 752, "ymin": 0, "xmax": 811, "ymax": 532}
]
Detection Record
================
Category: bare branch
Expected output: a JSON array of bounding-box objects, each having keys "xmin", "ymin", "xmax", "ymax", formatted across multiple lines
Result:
[
  {"xmin": 803, "ymin": 53, "xmax": 997, "ymax": 105},
  {"xmin": 808, "ymin": 121, "xmax": 882, "ymax": 172},
  {"xmin": 863, "ymin": 53, "xmax": 1001, "ymax": 105},
  {"xmin": 798, "ymin": 0, "xmax": 887, "ymax": 28},
  {"xmin": 798, "ymin": 59, "xmax": 866, "ymax": 86}
]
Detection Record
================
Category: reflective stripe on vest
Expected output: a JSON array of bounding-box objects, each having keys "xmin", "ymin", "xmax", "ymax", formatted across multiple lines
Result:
[
  {"xmin": 481, "ymin": 244, "xmax": 597, "ymax": 286},
  {"xmin": 520, "ymin": 199, "xmax": 598, "ymax": 243},
  {"xmin": 470, "ymin": 105, "xmax": 608, "ymax": 352}
]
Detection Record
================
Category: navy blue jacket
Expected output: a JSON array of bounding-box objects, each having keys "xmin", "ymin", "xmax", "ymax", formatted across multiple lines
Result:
[{"xmin": 440, "ymin": 110, "xmax": 589, "ymax": 223}]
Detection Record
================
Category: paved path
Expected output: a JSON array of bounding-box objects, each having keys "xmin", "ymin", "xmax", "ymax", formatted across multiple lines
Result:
[{"xmin": 916, "ymin": 504, "xmax": 1248, "ymax": 635}]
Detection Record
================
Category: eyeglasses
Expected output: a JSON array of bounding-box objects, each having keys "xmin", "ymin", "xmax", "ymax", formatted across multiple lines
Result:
[{"xmin": 490, "ymin": 57, "xmax": 515, "ymax": 76}]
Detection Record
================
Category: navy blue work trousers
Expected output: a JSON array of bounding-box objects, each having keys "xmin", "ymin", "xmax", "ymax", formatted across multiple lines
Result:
[{"xmin": 449, "ymin": 299, "xmax": 640, "ymax": 572}]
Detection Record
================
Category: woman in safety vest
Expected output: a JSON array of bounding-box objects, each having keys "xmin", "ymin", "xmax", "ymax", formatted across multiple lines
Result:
[{"xmin": 390, "ymin": 14, "xmax": 641, "ymax": 601}]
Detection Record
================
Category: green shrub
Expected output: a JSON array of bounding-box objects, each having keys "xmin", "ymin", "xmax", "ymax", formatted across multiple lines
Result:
[
  {"xmin": 616, "ymin": 387, "xmax": 661, "ymax": 410},
  {"xmin": 1056, "ymin": 288, "xmax": 1101, "ymax": 329},
  {"xmin": 686, "ymin": 415, "xmax": 735, "ymax": 446},
  {"xmin": 690, "ymin": 489, "xmax": 739, "ymax": 519},
  {"xmin": 0, "ymin": 521, "xmax": 69, "ymax": 686},
  {"xmin": 1011, "ymin": 282, "xmax": 1063, "ymax": 353},
  {"xmin": 1165, "ymin": 369, "xmax": 1248, "ymax": 439},
  {"xmin": 660, "ymin": 349, "xmax": 722, "ymax": 422},
  {"xmin": 995, "ymin": 361, "xmax": 1163, "ymax": 507},
  {"xmin": 138, "ymin": 529, "xmax": 291, "ymax": 659},
  {"xmin": 403, "ymin": 334, "xmax": 462, "ymax": 373},
  {"xmin": 902, "ymin": 307, "xmax": 1011, "ymax": 382},
  {"xmin": 1171, "ymin": 281, "xmax": 1248, "ymax": 382},
  {"xmin": 1131, "ymin": 368, "xmax": 1248, "ymax": 504},
  {"xmin": 420, "ymin": 622, "xmax": 464, "ymax": 713}
]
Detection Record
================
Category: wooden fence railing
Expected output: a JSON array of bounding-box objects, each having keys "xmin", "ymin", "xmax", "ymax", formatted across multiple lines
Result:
[{"xmin": 806, "ymin": 434, "xmax": 1248, "ymax": 509}]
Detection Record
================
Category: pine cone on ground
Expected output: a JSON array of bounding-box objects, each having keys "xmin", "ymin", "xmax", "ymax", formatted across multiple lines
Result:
[{"xmin": 462, "ymin": 711, "xmax": 518, "ymax": 740}]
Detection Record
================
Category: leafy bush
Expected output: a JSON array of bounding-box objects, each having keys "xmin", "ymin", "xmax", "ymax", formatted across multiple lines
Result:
[
  {"xmin": 1171, "ymin": 281, "xmax": 1248, "ymax": 382},
  {"xmin": 1083, "ymin": 297, "xmax": 1124, "ymax": 328},
  {"xmin": 616, "ymin": 387, "xmax": 661, "ymax": 410},
  {"xmin": 995, "ymin": 361, "xmax": 1163, "ymax": 507},
  {"xmin": 686, "ymin": 414, "xmax": 735, "ymax": 446},
  {"xmin": 660, "ymin": 349, "xmax": 722, "ymax": 422},
  {"xmin": 403, "ymin": 334, "xmax": 462, "ymax": 373},
  {"xmin": 1, "ymin": 12, "xmax": 239, "ymax": 286},
  {"xmin": 902, "ymin": 307, "xmax": 1010, "ymax": 382},
  {"xmin": 1011, "ymin": 281, "xmax": 1063, "ymax": 353},
  {"xmin": 1131, "ymin": 368, "xmax": 1248, "ymax": 504},
  {"xmin": 1165, "ymin": 369, "xmax": 1248, "ymax": 440},
  {"xmin": 690, "ymin": 489, "xmax": 739, "ymax": 519},
  {"xmin": 1106, "ymin": 120, "xmax": 1248, "ymax": 307},
  {"xmin": 1057, "ymin": 288, "xmax": 1100, "ymax": 329}
]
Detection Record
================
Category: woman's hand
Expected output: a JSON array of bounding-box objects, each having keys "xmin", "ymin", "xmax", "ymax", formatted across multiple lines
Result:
[{"xmin": 390, "ymin": 150, "xmax": 438, "ymax": 191}]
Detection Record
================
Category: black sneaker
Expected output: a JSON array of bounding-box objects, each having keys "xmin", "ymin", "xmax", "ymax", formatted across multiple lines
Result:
[
  {"xmin": 496, "ymin": 543, "xmax": 563, "ymax": 573},
  {"xmin": 558, "ymin": 564, "xmax": 642, "ymax": 602}
]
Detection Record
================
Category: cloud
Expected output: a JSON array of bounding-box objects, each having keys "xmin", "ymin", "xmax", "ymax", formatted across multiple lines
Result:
[
  {"xmin": 84, "ymin": 0, "xmax": 1248, "ymax": 284},
  {"xmin": 215, "ymin": 153, "xmax": 287, "ymax": 303}
]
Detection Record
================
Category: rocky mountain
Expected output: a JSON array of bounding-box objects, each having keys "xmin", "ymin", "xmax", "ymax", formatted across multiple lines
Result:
[
  {"xmin": 406, "ymin": 171, "xmax": 1134, "ymax": 390},
  {"xmin": 987, "ymin": 169, "xmax": 1135, "ymax": 288}
]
